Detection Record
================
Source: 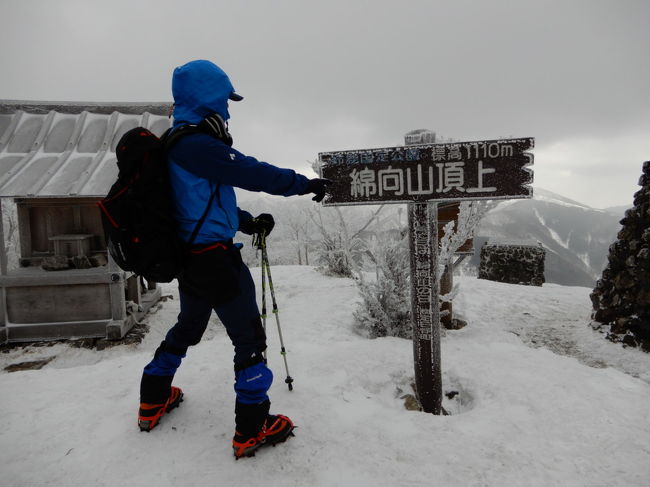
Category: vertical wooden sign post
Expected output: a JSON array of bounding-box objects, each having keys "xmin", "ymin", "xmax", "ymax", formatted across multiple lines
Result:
[
  {"xmin": 407, "ymin": 197, "xmax": 442, "ymax": 413},
  {"xmin": 405, "ymin": 133, "xmax": 442, "ymax": 413},
  {"xmin": 319, "ymin": 135, "xmax": 534, "ymax": 414}
]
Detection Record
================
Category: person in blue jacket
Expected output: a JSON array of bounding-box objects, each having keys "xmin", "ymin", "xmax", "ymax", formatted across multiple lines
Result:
[{"xmin": 136, "ymin": 60, "xmax": 330, "ymax": 458}]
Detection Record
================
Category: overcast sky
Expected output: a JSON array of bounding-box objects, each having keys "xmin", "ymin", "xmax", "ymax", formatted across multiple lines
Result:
[{"xmin": 1, "ymin": 0, "xmax": 648, "ymax": 208}]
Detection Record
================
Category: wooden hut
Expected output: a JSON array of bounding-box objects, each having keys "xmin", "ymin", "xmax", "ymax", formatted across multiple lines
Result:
[{"xmin": 0, "ymin": 101, "xmax": 172, "ymax": 343}]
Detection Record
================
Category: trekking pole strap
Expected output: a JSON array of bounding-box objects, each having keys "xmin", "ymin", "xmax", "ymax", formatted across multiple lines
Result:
[{"xmin": 253, "ymin": 229, "xmax": 266, "ymax": 251}]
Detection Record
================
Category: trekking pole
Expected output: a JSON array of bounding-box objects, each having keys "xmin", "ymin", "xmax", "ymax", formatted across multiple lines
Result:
[
  {"xmin": 255, "ymin": 231, "xmax": 294, "ymax": 391},
  {"xmin": 259, "ymin": 240, "xmax": 268, "ymax": 360}
]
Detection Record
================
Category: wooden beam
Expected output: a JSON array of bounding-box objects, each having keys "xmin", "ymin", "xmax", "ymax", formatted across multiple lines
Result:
[
  {"xmin": 106, "ymin": 319, "xmax": 130, "ymax": 340},
  {"xmin": 5, "ymin": 320, "xmax": 111, "ymax": 342},
  {"xmin": 1, "ymin": 199, "xmax": 7, "ymax": 341},
  {"xmin": 0, "ymin": 270, "xmax": 124, "ymax": 287},
  {"xmin": 0, "ymin": 199, "xmax": 7, "ymax": 276}
]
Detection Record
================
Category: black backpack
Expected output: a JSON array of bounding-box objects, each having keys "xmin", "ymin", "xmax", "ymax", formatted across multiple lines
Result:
[{"xmin": 98, "ymin": 126, "xmax": 212, "ymax": 282}]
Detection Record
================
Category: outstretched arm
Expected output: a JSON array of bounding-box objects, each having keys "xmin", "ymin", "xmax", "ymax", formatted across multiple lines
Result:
[{"xmin": 170, "ymin": 134, "xmax": 310, "ymax": 196}]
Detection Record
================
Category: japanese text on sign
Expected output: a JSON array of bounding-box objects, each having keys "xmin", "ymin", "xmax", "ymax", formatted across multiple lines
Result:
[
  {"xmin": 319, "ymin": 138, "xmax": 534, "ymax": 205},
  {"xmin": 410, "ymin": 205, "xmax": 435, "ymax": 341},
  {"xmin": 349, "ymin": 161, "xmax": 496, "ymax": 198}
]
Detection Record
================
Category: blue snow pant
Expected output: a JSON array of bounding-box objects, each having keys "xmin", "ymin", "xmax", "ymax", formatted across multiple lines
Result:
[{"xmin": 140, "ymin": 261, "xmax": 273, "ymax": 405}]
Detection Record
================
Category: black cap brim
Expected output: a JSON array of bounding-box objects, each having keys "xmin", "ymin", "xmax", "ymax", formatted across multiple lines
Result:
[{"xmin": 229, "ymin": 92, "xmax": 244, "ymax": 102}]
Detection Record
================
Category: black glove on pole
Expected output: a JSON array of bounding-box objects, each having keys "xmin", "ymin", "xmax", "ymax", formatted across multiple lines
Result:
[
  {"xmin": 240, "ymin": 213, "xmax": 275, "ymax": 237},
  {"xmin": 252, "ymin": 213, "xmax": 275, "ymax": 237},
  {"xmin": 303, "ymin": 178, "xmax": 332, "ymax": 202}
]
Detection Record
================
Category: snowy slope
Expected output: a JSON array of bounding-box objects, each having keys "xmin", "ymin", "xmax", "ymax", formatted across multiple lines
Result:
[{"xmin": 1, "ymin": 267, "xmax": 650, "ymax": 487}]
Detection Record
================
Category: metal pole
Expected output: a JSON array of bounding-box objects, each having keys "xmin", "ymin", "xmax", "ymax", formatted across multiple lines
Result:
[
  {"xmin": 262, "ymin": 245, "xmax": 294, "ymax": 391},
  {"xmin": 257, "ymin": 233, "xmax": 294, "ymax": 391},
  {"xmin": 260, "ymin": 243, "xmax": 268, "ymax": 360}
]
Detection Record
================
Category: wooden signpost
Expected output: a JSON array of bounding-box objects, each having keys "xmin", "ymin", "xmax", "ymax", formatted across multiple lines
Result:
[
  {"xmin": 319, "ymin": 135, "xmax": 534, "ymax": 414},
  {"xmin": 319, "ymin": 137, "xmax": 533, "ymax": 206}
]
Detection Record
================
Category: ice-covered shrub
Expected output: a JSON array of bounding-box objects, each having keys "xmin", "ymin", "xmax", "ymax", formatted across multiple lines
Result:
[
  {"xmin": 310, "ymin": 205, "xmax": 384, "ymax": 278},
  {"xmin": 353, "ymin": 232, "xmax": 411, "ymax": 338},
  {"xmin": 353, "ymin": 201, "xmax": 491, "ymax": 338}
]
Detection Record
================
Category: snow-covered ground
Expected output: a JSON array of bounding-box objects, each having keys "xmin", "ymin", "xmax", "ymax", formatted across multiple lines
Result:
[{"xmin": 1, "ymin": 267, "xmax": 649, "ymax": 487}]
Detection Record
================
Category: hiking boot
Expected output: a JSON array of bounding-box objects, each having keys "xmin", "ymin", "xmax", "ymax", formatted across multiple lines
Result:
[
  {"xmin": 232, "ymin": 414, "xmax": 295, "ymax": 459},
  {"xmin": 138, "ymin": 386, "xmax": 184, "ymax": 432}
]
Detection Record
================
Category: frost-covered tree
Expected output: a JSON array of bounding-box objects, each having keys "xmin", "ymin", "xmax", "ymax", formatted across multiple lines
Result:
[
  {"xmin": 437, "ymin": 201, "xmax": 494, "ymax": 317},
  {"xmin": 309, "ymin": 205, "xmax": 384, "ymax": 277},
  {"xmin": 1, "ymin": 198, "xmax": 19, "ymax": 270},
  {"xmin": 278, "ymin": 204, "xmax": 313, "ymax": 265},
  {"xmin": 353, "ymin": 201, "xmax": 492, "ymax": 338},
  {"xmin": 353, "ymin": 229, "xmax": 411, "ymax": 338}
]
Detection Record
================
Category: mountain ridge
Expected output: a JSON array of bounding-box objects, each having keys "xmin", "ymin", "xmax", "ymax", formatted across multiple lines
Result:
[
  {"xmin": 469, "ymin": 186, "xmax": 624, "ymax": 287},
  {"xmin": 234, "ymin": 186, "xmax": 625, "ymax": 287}
]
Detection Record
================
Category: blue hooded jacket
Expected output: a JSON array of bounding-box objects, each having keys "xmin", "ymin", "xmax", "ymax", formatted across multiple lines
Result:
[{"xmin": 168, "ymin": 60, "xmax": 310, "ymax": 244}]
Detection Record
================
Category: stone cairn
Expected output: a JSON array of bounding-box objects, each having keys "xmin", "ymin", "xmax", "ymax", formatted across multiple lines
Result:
[
  {"xmin": 591, "ymin": 161, "xmax": 650, "ymax": 351},
  {"xmin": 478, "ymin": 240, "xmax": 545, "ymax": 286}
]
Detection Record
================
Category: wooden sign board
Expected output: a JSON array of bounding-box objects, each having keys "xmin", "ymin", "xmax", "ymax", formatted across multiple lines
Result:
[{"xmin": 319, "ymin": 138, "xmax": 534, "ymax": 206}]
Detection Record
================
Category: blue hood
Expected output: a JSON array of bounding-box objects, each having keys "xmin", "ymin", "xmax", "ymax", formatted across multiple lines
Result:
[{"xmin": 172, "ymin": 60, "xmax": 240, "ymax": 125}]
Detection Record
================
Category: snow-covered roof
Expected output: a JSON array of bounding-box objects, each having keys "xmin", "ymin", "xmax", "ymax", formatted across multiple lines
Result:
[{"xmin": 0, "ymin": 101, "xmax": 172, "ymax": 198}]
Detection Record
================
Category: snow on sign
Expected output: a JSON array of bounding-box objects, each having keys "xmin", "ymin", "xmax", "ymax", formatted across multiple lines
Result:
[{"xmin": 319, "ymin": 138, "xmax": 534, "ymax": 205}]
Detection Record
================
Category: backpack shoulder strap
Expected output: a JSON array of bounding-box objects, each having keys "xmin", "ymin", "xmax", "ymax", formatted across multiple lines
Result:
[
  {"xmin": 164, "ymin": 114, "xmax": 233, "ymax": 150},
  {"xmin": 186, "ymin": 185, "xmax": 218, "ymax": 246},
  {"xmin": 161, "ymin": 124, "xmax": 203, "ymax": 152}
]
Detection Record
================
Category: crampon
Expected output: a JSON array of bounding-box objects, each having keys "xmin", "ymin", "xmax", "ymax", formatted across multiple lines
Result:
[
  {"xmin": 138, "ymin": 386, "xmax": 184, "ymax": 432},
  {"xmin": 233, "ymin": 414, "xmax": 295, "ymax": 459}
]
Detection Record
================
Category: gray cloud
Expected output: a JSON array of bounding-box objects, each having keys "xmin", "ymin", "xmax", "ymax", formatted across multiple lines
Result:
[{"xmin": 1, "ymin": 0, "xmax": 648, "ymax": 208}]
